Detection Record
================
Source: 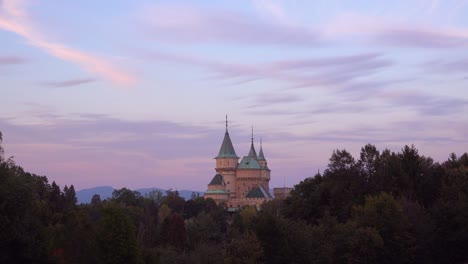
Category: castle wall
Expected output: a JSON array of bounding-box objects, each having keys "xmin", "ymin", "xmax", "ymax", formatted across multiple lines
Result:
[
  {"xmin": 207, "ymin": 184, "xmax": 224, "ymax": 191},
  {"xmin": 236, "ymin": 169, "xmax": 261, "ymax": 198},
  {"xmin": 215, "ymin": 157, "xmax": 239, "ymax": 198},
  {"xmin": 226, "ymin": 197, "xmax": 272, "ymax": 209},
  {"xmin": 223, "ymin": 172, "xmax": 237, "ymax": 198},
  {"xmin": 216, "ymin": 158, "xmax": 238, "ymax": 169},
  {"xmin": 235, "ymin": 169, "xmax": 270, "ymax": 198},
  {"xmin": 204, "ymin": 192, "xmax": 229, "ymax": 204}
]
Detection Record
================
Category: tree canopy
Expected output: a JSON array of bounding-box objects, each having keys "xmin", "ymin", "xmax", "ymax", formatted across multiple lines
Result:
[{"xmin": 1, "ymin": 131, "xmax": 467, "ymax": 263}]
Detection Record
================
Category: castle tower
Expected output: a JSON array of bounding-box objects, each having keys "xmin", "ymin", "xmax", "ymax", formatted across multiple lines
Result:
[{"xmin": 214, "ymin": 116, "xmax": 239, "ymax": 198}]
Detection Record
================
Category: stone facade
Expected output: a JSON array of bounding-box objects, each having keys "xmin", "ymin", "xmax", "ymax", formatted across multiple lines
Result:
[
  {"xmin": 273, "ymin": 187, "xmax": 293, "ymax": 200},
  {"xmin": 204, "ymin": 123, "xmax": 272, "ymax": 210}
]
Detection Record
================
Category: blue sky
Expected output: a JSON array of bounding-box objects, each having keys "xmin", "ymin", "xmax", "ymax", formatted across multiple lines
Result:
[{"xmin": 1, "ymin": 0, "xmax": 467, "ymax": 191}]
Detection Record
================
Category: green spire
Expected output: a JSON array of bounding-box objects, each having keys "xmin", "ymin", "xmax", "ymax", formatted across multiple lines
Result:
[
  {"xmin": 248, "ymin": 126, "xmax": 257, "ymax": 159},
  {"xmin": 258, "ymin": 138, "xmax": 266, "ymax": 160},
  {"xmin": 216, "ymin": 116, "xmax": 238, "ymax": 159}
]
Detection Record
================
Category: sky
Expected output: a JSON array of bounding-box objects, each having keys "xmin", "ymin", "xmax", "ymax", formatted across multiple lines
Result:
[{"xmin": 1, "ymin": 0, "xmax": 468, "ymax": 192}]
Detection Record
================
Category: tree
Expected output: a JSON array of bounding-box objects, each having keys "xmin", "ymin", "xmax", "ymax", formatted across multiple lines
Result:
[
  {"xmin": 352, "ymin": 193, "xmax": 414, "ymax": 263},
  {"xmin": 97, "ymin": 206, "xmax": 139, "ymax": 264},
  {"xmin": 167, "ymin": 213, "xmax": 186, "ymax": 250},
  {"xmin": 91, "ymin": 194, "xmax": 102, "ymax": 205},
  {"xmin": 282, "ymin": 174, "xmax": 325, "ymax": 223},
  {"xmin": 162, "ymin": 190, "xmax": 185, "ymax": 213},
  {"xmin": 327, "ymin": 149, "xmax": 356, "ymax": 172},
  {"xmin": 63, "ymin": 185, "xmax": 77, "ymax": 212},
  {"xmin": 186, "ymin": 211, "xmax": 222, "ymax": 247},
  {"xmin": 0, "ymin": 131, "xmax": 3, "ymax": 162},
  {"xmin": 146, "ymin": 189, "xmax": 164, "ymax": 206},
  {"xmin": 358, "ymin": 144, "xmax": 380, "ymax": 181},
  {"xmin": 430, "ymin": 163, "xmax": 468, "ymax": 263},
  {"xmin": 191, "ymin": 191, "xmax": 200, "ymax": 200},
  {"xmin": 225, "ymin": 231, "xmax": 264, "ymax": 264},
  {"xmin": 345, "ymin": 226, "xmax": 384, "ymax": 264},
  {"xmin": 111, "ymin": 188, "xmax": 143, "ymax": 206}
]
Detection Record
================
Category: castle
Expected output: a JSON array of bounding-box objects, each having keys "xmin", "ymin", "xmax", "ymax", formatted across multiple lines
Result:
[{"xmin": 204, "ymin": 118, "xmax": 273, "ymax": 210}]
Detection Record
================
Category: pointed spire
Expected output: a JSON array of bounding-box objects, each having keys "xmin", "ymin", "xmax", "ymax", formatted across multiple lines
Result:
[
  {"xmin": 248, "ymin": 126, "xmax": 257, "ymax": 159},
  {"xmin": 258, "ymin": 138, "xmax": 266, "ymax": 160},
  {"xmin": 216, "ymin": 116, "xmax": 238, "ymax": 159},
  {"xmin": 251, "ymin": 125, "xmax": 254, "ymax": 144}
]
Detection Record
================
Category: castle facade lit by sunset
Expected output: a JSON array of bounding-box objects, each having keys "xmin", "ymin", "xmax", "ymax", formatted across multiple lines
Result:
[{"xmin": 204, "ymin": 118, "xmax": 291, "ymax": 209}]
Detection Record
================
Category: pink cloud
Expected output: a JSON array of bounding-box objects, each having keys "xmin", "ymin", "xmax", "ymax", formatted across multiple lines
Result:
[{"xmin": 0, "ymin": 0, "xmax": 135, "ymax": 85}]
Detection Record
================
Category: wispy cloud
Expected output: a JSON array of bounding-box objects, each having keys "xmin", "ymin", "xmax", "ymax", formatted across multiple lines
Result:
[
  {"xmin": 41, "ymin": 78, "xmax": 97, "ymax": 88},
  {"xmin": 265, "ymin": 121, "xmax": 467, "ymax": 145},
  {"xmin": 424, "ymin": 58, "xmax": 468, "ymax": 73},
  {"xmin": 325, "ymin": 13, "xmax": 468, "ymax": 48},
  {"xmin": 374, "ymin": 28, "xmax": 468, "ymax": 48},
  {"xmin": 0, "ymin": 55, "xmax": 27, "ymax": 65},
  {"xmin": 251, "ymin": 0, "xmax": 292, "ymax": 26},
  {"xmin": 147, "ymin": 51, "xmax": 393, "ymax": 90},
  {"xmin": 380, "ymin": 90, "xmax": 468, "ymax": 115},
  {"xmin": 243, "ymin": 92, "xmax": 304, "ymax": 109},
  {"xmin": 0, "ymin": 0, "xmax": 135, "ymax": 85},
  {"xmin": 142, "ymin": 4, "xmax": 320, "ymax": 46}
]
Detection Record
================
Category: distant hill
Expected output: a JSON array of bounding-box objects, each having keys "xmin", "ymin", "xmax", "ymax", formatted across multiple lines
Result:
[
  {"xmin": 76, "ymin": 186, "xmax": 204, "ymax": 204},
  {"xmin": 76, "ymin": 186, "xmax": 114, "ymax": 204}
]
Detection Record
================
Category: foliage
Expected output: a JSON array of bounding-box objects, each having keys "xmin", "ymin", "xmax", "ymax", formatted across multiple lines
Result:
[{"xmin": 1, "ymin": 131, "xmax": 468, "ymax": 263}]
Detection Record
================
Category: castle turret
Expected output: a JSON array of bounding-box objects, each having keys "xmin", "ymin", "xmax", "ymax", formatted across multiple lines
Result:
[
  {"xmin": 248, "ymin": 126, "xmax": 257, "ymax": 159},
  {"xmin": 214, "ymin": 116, "xmax": 239, "ymax": 197},
  {"xmin": 215, "ymin": 116, "xmax": 239, "ymax": 169},
  {"xmin": 257, "ymin": 139, "xmax": 267, "ymax": 168}
]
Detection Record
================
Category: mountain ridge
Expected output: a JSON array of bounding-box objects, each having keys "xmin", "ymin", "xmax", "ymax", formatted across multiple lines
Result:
[{"xmin": 76, "ymin": 186, "xmax": 204, "ymax": 204}]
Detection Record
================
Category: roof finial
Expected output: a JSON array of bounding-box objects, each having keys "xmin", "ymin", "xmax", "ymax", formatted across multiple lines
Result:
[
  {"xmin": 260, "ymin": 137, "xmax": 262, "ymax": 148},
  {"xmin": 225, "ymin": 115, "xmax": 228, "ymax": 132},
  {"xmin": 251, "ymin": 125, "xmax": 254, "ymax": 144}
]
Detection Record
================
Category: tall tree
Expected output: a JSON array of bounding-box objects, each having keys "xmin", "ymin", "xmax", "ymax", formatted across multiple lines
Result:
[
  {"xmin": 352, "ymin": 193, "xmax": 414, "ymax": 264},
  {"xmin": 97, "ymin": 206, "xmax": 139, "ymax": 264}
]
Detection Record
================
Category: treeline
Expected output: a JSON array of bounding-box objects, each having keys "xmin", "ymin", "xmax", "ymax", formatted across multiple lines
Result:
[{"xmin": 1, "ymin": 131, "xmax": 468, "ymax": 263}]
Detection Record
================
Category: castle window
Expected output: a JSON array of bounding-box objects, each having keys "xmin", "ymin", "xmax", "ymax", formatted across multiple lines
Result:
[{"xmin": 227, "ymin": 181, "xmax": 230, "ymax": 184}]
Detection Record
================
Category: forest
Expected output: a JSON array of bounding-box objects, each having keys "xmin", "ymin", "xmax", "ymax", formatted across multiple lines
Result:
[{"xmin": 1, "ymin": 130, "xmax": 468, "ymax": 264}]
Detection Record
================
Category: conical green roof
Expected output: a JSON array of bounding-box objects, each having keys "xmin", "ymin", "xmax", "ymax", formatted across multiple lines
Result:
[
  {"xmin": 248, "ymin": 142, "xmax": 257, "ymax": 159},
  {"xmin": 216, "ymin": 131, "xmax": 238, "ymax": 159},
  {"xmin": 258, "ymin": 146, "xmax": 265, "ymax": 160}
]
